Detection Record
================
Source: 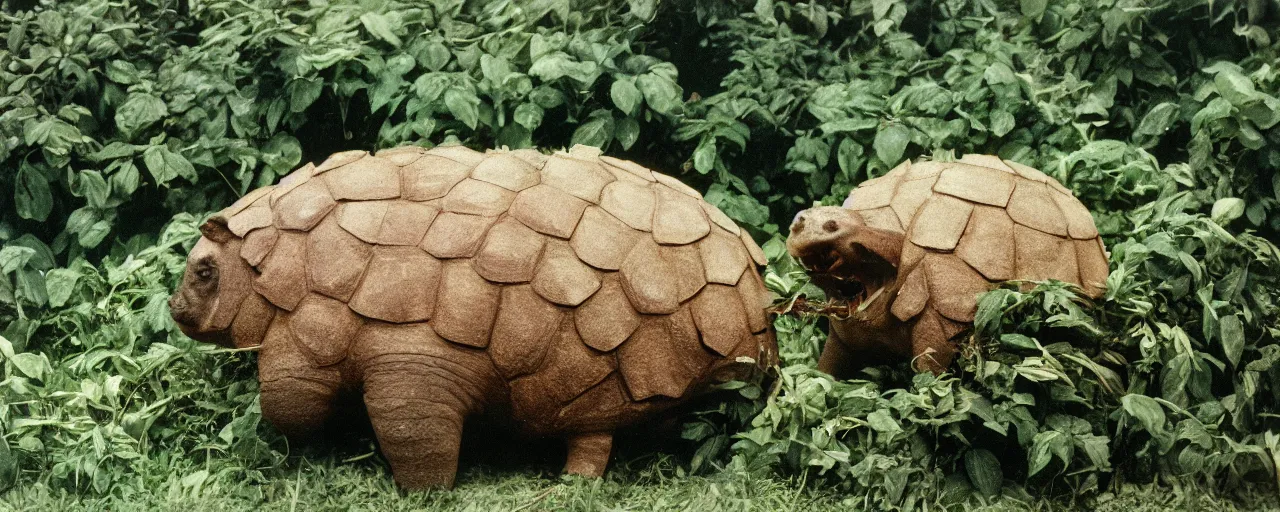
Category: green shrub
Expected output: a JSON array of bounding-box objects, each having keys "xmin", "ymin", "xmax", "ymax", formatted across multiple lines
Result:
[
  {"xmin": 709, "ymin": 197, "xmax": 1279, "ymax": 508},
  {"xmin": 1, "ymin": 0, "xmax": 1278, "ymax": 505}
]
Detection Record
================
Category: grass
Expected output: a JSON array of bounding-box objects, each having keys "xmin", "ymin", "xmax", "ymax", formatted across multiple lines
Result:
[{"xmin": 2, "ymin": 433, "xmax": 1276, "ymax": 511}]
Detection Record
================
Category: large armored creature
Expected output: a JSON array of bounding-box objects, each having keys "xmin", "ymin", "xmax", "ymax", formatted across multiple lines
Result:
[
  {"xmin": 168, "ymin": 144, "xmax": 776, "ymax": 489},
  {"xmin": 787, "ymin": 154, "xmax": 1108, "ymax": 376}
]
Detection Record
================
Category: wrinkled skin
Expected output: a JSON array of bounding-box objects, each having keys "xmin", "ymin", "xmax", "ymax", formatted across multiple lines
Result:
[
  {"xmin": 169, "ymin": 217, "xmax": 255, "ymax": 349},
  {"xmin": 786, "ymin": 206, "xmax": 955, "ymax": 376}
]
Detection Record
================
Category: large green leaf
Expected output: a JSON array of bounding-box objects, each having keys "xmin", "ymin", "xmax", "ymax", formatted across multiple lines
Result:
[
  {"xmin": 142, "ymin": 146, "xmax": 197, "ymax": 186},
  {"xmin": 14, "ymin": 164, "xmax": 53, "ymax": 221},
  {"xmin": 114, "ymin": 93, "xmax": 168, "ymax": 138}
]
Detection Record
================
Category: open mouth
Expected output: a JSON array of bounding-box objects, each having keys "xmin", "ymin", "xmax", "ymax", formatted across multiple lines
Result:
[{"xmin": 798, "ymin": 246, "xmax": 879, "ymax": 311}]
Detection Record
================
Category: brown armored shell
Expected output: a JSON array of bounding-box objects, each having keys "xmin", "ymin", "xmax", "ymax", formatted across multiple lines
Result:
[
  {"xmin": 843, "ymin": 154, "xmax": 1108, "ymax": 325},
  {"xmin": 219, "ymin": 144, "xmax": 775, "ymax": 425}
]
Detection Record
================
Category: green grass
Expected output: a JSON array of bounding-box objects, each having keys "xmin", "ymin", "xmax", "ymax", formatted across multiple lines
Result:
[{"xmin": 3, "ymin": 446, "xmax": 1276, "ymax": 511}]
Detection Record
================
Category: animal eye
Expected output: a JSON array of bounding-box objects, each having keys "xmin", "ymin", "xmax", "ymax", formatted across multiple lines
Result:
[{"xmin": 197, "ymin": 268, "xmax": 213, "ymax": 279}]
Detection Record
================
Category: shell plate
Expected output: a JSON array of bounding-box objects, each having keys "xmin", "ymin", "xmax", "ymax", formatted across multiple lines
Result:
[
  {"xmin": 843, "ymin": 155, "xmax": 1109, "ymax": 327},
  {"xmin": 219, "ymin": 144, "xmax": 775, "ymax": 426}
]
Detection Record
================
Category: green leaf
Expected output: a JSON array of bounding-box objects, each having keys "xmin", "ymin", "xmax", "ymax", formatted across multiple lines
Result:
[
  {"xmin": 820, "ymin": 118, "xmax": 879, "ymax": 134},
  {"xmin": 871, "ymin": 0, "xmax": 893, "ymax": 20},
  {"xmin": 369, "ymin": 76, "xmax": 405, "ymax": 114},
  {"xmin": 513, "ymin": 103, "xmax": 544, "ymax": 130},
  {"xmin": 15, "ymin": 164, "xmax": 53, "ymax": 221},
  {"xmin": 1020, "ymin": 0, "xmax": 1047, "ymax": 19},
  {"xmin": 1239, "ymin": 97, "xmax": 1280, "ymax": 129},
  {"xmin": 1135, "ymin": 102, "xmax": 1180, "ymax": 140},
  {"xmin": 1000, "ymin": 334, "xmax": 1039, "ymax": 351},
  {"xmin": 694, "ymin": 139, "xmax": 716, "ymax": 174},
  {"xmin": 984, "ymin": 62, "xmax": 1017, "ymax": 85},
  {"xmin": 1192, "ymin": 97, "xmax": 1233, "ymax": 134},
  {"xmin": 360, "ymin": 12, "xmax": 402, "ymax": 47},
  {"xmin": 444, "ymin": 89, "xmax": 480, "ymax": 129},
  {"xmin": 965, "ymin": 449, "xmax": 1003, "ymax": 497},
  {"xmin": 836, "ymin": 138, "xmax": 865, "ymax": 180},
  {"xmin": 8, "ymin": 352, "xmax": 47, "ymax": 381},
  {"xmin": 530, "ymin": 52, "xmax": 600, "ymax": 85},
  {"xmin": 572, "ymin": 113, "xmax": 615, "ymax": 148},
  {"xmin": 77, "ymin": 171, "xmax": 110, "ymax": 208},
  {"xmin": 420, "ymin": 41, "xmax": 451, "ymax": 71},
  {"xmin": 628, "ymin": 0, "xmax": 658, "ymax": 21},
  {"xmin": 1210, "ymin": 197, "xmax": 1245, "ymax": 224},
  {"xmin": 78, "ymin": 220, "xmax": 112, "ymax": 248},
  {"xmin": 1028, "ymin": 431, "xmax": 1064, "ymax": 477},
  {"xmin": 0, "ymin": 437, "xmax": 14, "ymax": 493},
  {"xmin": 1220, "ymin": 314, "xmax": 1244, "ymax": 366},
  {"xmin": 289, "ymin": 78, "xmax": 323, "ymax": 113},
  {"xmin": 143, "ymin": 146, "xmax": 197, "ymax": 186},
  {"xmin": 7, "ymin": 235, "xmax": 53, "ymax": 271},
  {"xmin": 110, "ymin": 161, "xmax": 141, "ymax": 196},
  {"xmin": 866, "ymin": 409, "xmax": 902, "ymax": 436},
  {"xmin": 1079, "ymin": 435, "xmax": 1111, "ymax": 470},
  {"xmin": 114, "ymin": 93, "xmax": 168, "ymax": 138},
  {"xmin": 990, "ymin": 110, "xmax": 1015, "ymax": 137},
  {"xmin": 105, "ymin": 60, "xmax": 141, "ymax": 85},
  {"xmin": 611, "ymin": 77, "xmax": 642, "ymax": 115},
  {"xmin": 44, "ymin": 267, "xmax": 80, "ymax": 308},
  {"xmin": 496, "ymin": 123, "xmax": 532, "ymax": 149},
  {"xmin": 0, "ymin": 246, "xmax": 35, "ymax": 274},
  {"xmin": 89, "ymin": 142, "xmax": 138, "ymax": 162},
  {"xmin": 615, "ymin": 117, "xmax": 640, "ymax": 150},
  {"xmin": 636, "ymin": 73, "xmax": 681, "ymax": 115},
  {"xmin": 873, "ymin": 124, "xmax": 910, "ymax": 165},
  {"xmin": 480, "ymin": 54, "xmax": 512, "ymax": 85},
  {"xmin": 1121, "ymin": 394, "xmax": 1166, "ymax": 436},
  {"xmin": 262, "ymin": 134, "xmax": 303, "ymax": 174},
  {"xmin": 1213, "ymin": 68, "xmax": 1258, "ymax": 106},
  {"xmin": 529, "ymin": 86, "xmax": 565, "ymax": 109}
]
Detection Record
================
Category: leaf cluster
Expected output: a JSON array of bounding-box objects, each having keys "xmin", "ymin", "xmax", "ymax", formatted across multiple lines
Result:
[{"xmin": 1, "ymin": 0, "xmax": 1278, "ymax": 506}]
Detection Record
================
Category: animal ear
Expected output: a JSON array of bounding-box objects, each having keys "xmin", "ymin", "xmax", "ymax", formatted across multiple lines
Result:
[
  {"xmin": 200, "ymin": 214, "xmax": 234, "ymax": 243},
  {"xmin": 850, "ymin": 226, "xmax": 904, "ymax": 267}
]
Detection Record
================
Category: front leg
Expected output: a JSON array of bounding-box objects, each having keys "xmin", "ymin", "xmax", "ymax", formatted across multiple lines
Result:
[
  {"xmin": 363, "ymin": 364, "xmax": 468, "ymax": 489},
  {"xmin": 910, "ymin": 309, "xmax": 958, "ymax": 374},
  {"xmin": 816, "ymin": 330, "xmax": 859, "ymax": 380},
  {"xmin": 354, "ymin": 323, "xmax": 498, "ymax": 490},
  {"xmin": 258, "ymin": 319, "xmax": 341, "ymax": 442}
]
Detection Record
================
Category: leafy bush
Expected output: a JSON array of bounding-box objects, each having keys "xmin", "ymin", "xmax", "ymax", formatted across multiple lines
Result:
[
  {"xmin": 1, "ymin": 0, "xmax": 1278, "ymax": 506},
  {"xmin": 716, "ymin": 196, "xmax": 1279, "ymax": 508}
]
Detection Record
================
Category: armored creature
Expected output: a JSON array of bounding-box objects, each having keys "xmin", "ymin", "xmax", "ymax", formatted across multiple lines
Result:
[
  {"xmin": 168, "ymin": 144, "xmax": 776, "ymax": 489},
  {"xmin": 786, "ymin": 154, "xmax": 1108, "ymax": 376}
]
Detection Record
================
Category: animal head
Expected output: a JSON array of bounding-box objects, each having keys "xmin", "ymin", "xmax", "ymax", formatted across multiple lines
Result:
[
  {"xmin": 785, "ymin": 206, "xmax": 905, "ymax": 315},
  {"xmin": 168, "ymin": 215, "xmax": 255, "ymax": 348}
]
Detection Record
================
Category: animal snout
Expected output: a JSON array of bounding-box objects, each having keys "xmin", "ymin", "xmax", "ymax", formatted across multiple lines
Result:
[
  {"xmin": 789, "ymin": 207, "xmax": 854, "ymax": 239},
  {"xmin": 168, "ymin": 294, "xmax": 183, "ymax": 313},
  {"xmin": 168, "ymin": 294, "xmax": 190, "ymax": 322}
]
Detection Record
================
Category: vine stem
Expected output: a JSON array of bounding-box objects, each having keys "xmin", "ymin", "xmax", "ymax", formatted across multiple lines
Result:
[{"xmin": 769, "ymin": 295, "xmax": 852, "ymax": 319}]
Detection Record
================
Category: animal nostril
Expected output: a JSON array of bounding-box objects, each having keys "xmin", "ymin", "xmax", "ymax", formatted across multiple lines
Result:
[{"xmin": 822, "ymin": 220, "xmax": 840, "ymax": 233}]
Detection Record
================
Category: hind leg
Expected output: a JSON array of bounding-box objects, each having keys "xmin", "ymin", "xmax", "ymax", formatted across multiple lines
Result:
[{"xmin": 257, "ymin": 320, "xmax": 341, "ymax": 441}]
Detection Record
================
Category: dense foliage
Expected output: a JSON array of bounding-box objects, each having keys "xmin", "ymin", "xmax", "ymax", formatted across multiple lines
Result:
[{"xmin": 1, "ymin": 0, "xmax": 1277, "ymax": 507}]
